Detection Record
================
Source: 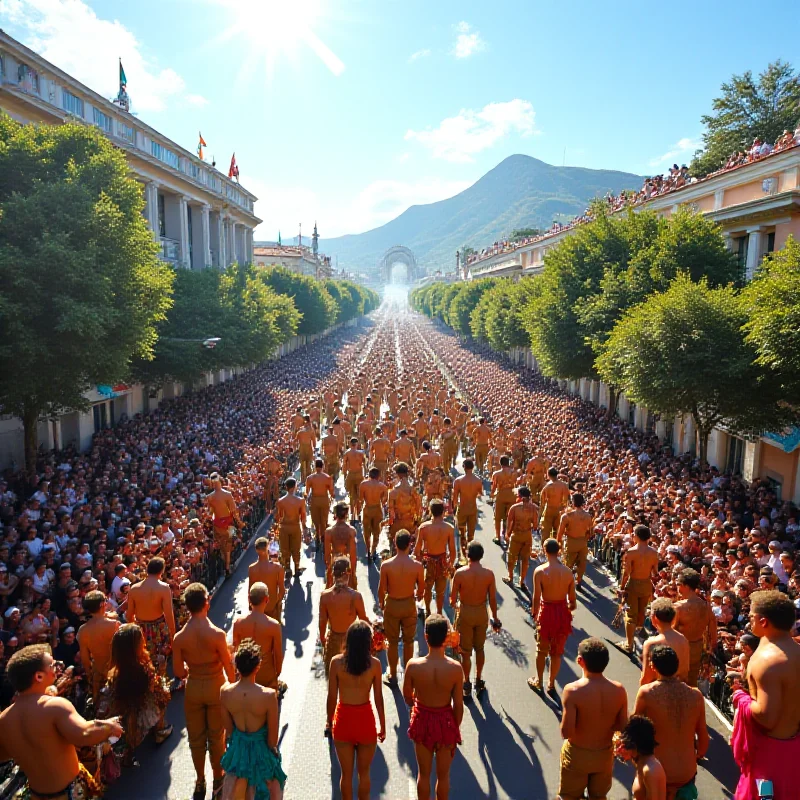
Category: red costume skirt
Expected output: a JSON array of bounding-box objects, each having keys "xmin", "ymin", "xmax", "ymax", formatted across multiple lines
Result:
[
  {"xmin": 408, "ymin": 702, "xmax": 462, "ymax": 754},
  {"xmin": 536, "ymin": 600, "xmax": 572, "ymax": 657},
  {"xmin": 332, "ymin": 702, "xmax": 377, "ymax": 746}
]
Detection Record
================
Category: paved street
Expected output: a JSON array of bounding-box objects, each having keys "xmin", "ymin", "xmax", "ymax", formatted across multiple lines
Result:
[{"xmin": 109, "ymin": 469, "xmax": 738, "ymax": 800}]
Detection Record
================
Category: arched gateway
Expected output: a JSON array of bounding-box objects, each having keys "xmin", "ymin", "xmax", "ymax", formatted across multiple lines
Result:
[{"xmin": 380, "ymin": 245, "xmax": 419, "ymax": 284}]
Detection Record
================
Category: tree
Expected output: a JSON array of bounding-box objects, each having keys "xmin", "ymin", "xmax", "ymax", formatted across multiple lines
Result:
[
  {"xmin": 258, "ymin": 266, "xmax": 338, "ymax": 335},
  {"xmin": 324, "ymin": 279, "xmax": 359, "ymax": 325},
  {"xmin": 438, "ymin": 283, "xmax": 462, "ymax": 326},
  {"xmin": 510, "ymin": 227, "xmax": 542, "ymax": 241},
  {"xmin": 446, "ymin": 279, "xmax": 496, "ymax": 338},
  {"xmin": 597, "ymin": 275, "xmax": 794, "ymax": 466},
  {"xmin": 459, "ymin": 246, "xmax": 477, "ymax": 266},
  {"xmin": 690, "ymin": 60, "xmax": 800, "ymax": 177},
  {"xmin": 742, "ymin": 235, "xmax": 800, "ymax": 398},
  {"xmin": 0, "ymin": 118, "xmax": 174, "ymax": 471},
  {"xmin": 483, "ymin": 278, "xmax": 539, "ymax": 352}
]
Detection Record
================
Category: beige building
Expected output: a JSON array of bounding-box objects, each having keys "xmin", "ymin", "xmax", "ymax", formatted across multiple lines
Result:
[{"xmin": 253, "ymin": 245, "xmax": 332, "ymax": 279}]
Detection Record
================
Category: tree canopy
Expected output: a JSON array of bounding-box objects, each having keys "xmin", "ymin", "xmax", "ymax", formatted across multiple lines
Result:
[
  {"xmin": 258, "ymin": 266, "xmax": 338, "ymax": 334},
  {"xmin": 445, "ymin": 279, "xmax": 497, "ymax": 338}
]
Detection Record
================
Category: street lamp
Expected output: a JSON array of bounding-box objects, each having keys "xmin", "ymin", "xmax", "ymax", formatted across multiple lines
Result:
[{"xmin": 160, "ymin": 337, "xmax": 222, "ymax": 349}]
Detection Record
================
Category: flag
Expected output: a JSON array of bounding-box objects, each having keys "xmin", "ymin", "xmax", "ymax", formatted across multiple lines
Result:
[
  {"xmin": 228, "ymin": 153, "xmax": 239, "ymax": 182},
  {"xmin": 119, "ymin": 59, "xmax": 127, "ymax": 88},
  {"xmin": 197, "ymin": 132, "xmax": 207, "ymax": 160}
]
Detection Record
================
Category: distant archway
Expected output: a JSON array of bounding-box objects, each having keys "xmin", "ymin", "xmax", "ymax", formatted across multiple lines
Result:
[{"xmin": 380, "ymin": 245, "xmax": 419, "ymax": 284}]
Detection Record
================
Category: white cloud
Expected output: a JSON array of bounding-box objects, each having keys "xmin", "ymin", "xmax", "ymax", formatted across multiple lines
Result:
[
  {"xmin": 452, "ymin": 21, "xmax": 485, "ymax": 59},
  {"xmin": 408, "ymin": 48, "xmax": 431, "ymax": 63},
  {"xmin": 648, "ymin": 137, "xmax": 702, "ymax": 168},
  {"xmin": 405, "ymin": 99, "xmax": 537, "ymax": 163},
  {"xmin": 0, "ymin": 0, "xmax": 206, "ymax": 113}
]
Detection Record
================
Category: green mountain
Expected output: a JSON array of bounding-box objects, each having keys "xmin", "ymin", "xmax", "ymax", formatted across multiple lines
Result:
[{"xmin": 320, "ymin": 154, "xmax": 643, "ymax": 275}]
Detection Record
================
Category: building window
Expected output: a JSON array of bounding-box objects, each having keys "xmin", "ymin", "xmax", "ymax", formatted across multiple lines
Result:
[
  {"xmin": 187, "ymin": 205, "xmax": 194, "ymax": 267},
  {"xmin": 628, "ymin": 402, "xmax": 636, "ymax": 427},
  {"xmin": 92, "ymin": 402, "xmax": 108, "ymax": 433},
  {"xmin": 187, "ymin": 161, "xmax": 201, "ymax": 180},
  {"xmin": 62, "ymin": 89, "xmax": 84, "ymax": 117},
  {"xmin": 17, "ymin": 63, "xmax": 39, "ymax": 94},
  {"xmin": 116, "ymin": 120, "xmax": 135, "ymax": 143},
  {"xmin": 92, "ymin": 106, "xmax": 113, "ymax": 133},
  {"xmin": 735, "ymin": 236, "xmax": 748, "ymax": 278},
  {"xmin": 157, "ymin": 193, "xmax": 166, "ymax": 238},
  {"xmin": 150, "ymin": 141, "xmax": 180, "ymax": 169},
  {"xmin": 766, "ymin": 231, "xmax": 776, "ymax": 254},
  {"xmin": 726, "ymin": 436, "xmax": 745, "ymax": 475}
]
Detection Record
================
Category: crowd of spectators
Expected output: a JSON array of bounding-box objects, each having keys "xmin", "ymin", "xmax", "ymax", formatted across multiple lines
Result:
[
  {"xmin": 467, "ymin": 125, "xmax": 800, "ymax": 272},
  {"xmin": 418, "ymin": 316, "xmax": 800, "ymax": 716}
]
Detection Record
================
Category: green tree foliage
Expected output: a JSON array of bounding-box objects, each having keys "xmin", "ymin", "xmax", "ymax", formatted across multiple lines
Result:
[
  {"xmin": 742, "ymin": 235, "xmax": 800, "ymax": 397},
  {"xmin": 439, "ymin": 284, "xmax": 462, "ymax": 326},
  {"xmin": 0, "ymin": 118, "xmax": 173, "ymax": 470},
  {"xmin": 446, "ymin": 279, "xmax": 497, "ymax": 337},
  {"xmin": 482, "ymin": 278, "xmax": 540, "ymax": 351},
  {"xmin": 324, "ymin": 279, "xmax": 359, "ymax": 325},
  {"xmin": 690, "ymin": 60, "xmax": 800, "ymax": 177},
  {"xmin": 510, "ymin": 227, "xmax": 542, "ymax": 241},
  {"xmin": 258, "ymin": 266, "xmax": 338, "ymax": 334},
  {"xmin": 597, "ymin": 276, "xmax": 793, "ymax": 466}
]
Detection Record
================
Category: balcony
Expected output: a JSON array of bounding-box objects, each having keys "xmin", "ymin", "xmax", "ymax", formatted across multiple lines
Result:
[{"xmin": 160, "ymin": 237, "xmax": 181, "ymax": 265}]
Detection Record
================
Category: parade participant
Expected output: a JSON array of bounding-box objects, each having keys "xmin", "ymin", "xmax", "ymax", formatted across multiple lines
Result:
[
  {"xmin": 452, "ymin": 458, "xmax": 482, "ymax": 556},
  {"xmin": 559, "ymin": 638, "xmax": 628, "ymax": 800},
  {"xmin": 422, "ymin": 467, "xmax": 445, "ymax": 509},
  {"xmin": 325, "ymin": 503, "xmax": 358, "ymax": 589},
  {"xmin": 539, "ymin": 467, "xmax": 570, "ymax": 540},
  {"xmin": 524, "ymin": 451, "xmax": 549, "ymax": 504},
  {"xmin": 343, "ymin": 438, "xmax": 367, "ymax": 519},
  {"xmin": 305, "ymin": 459, "xmax": 335, "ymax": 550},
  {"xmin": 319, "ymin": 558, "xmax": 369, "ymax": 690},
  {"xmin": 619, "ymin": 525, "xmax": 659, "ymax": 654},
  {"xmin": 451, "ymin": 542, "xmax": 499, "ymax": 699},
  {"xmin": 275, "ymin": 478, "xmax": 307, "ymax": 578},
  {"xmin": 77, "ymin": 589, "xmax": 119, "ymax": 703},
  {"xmin": 358, "ymin": 467, "xmax": 388, "ymax": 560},
  {"xmin": 321, "ymin": 426, "xmax": 341, "ymax": 483},
  {"xmin": 674, "ymin": 568, "xmax": 717, "ymax": 687},
  {"xmin": 412, "ymin": 411, "xmax": 430, "ymax": 452},
  {"xmin": 172, "ymin": 582, "xmax": 236, "ymax": 800},
  {"xmin": 248, "ymin": 537, "xmax": 286, "ymax": 622},
  {"xmin": 490, "ymin": 456, "xmax": 517, "ymax": 545},
  {"xmin": 509, "ymin": 419, "xmax": 527, "ymax": 470},
  {"xmin": 207, "ymin": 472, "xmax": 242, "ymax": 576},
  {"xmin": 470, "ymin": 418, "xmax": 492, "ymax": 475},
  {"xmin": 357, "ymin": 413, "xmax": 371, "ymax": 449},
  {"xmin": 393, "ymin": 428, "xmax": 417, "ymax": 469},
  {"xmin": 388, "ymin": 462, "xmax": 422, "ymax": 552},
  {"xmin": 0, "ymin": 644, "xmax": 123, "ymax": 800},
  {"xmin": 127, "ymin": 556, "xmax": 176, "ymax": 674},
  {"xmin": 262, "ymin": 447, "xmax": 284, "ymax": 515},
  {"xmin": 504, "ymin": 486, "xmax": 538, "ymax": 589},
  {"xmin": 633, "ymin": 645, "xmax": 708, "ymax": 800},
  {"xmin": 616, "ymin": 716, "xmax": 667, "ymax": 800},
  {"xmin": 378, "ymin": 530, "xmax": 424, "ymax": 685},
  {"xmin": 403, "ymin": 614, "xmax": 464, "ymax": 800},
  {"xmin": 440, "ymin": 418, "xmax": 459, "ymax": 473},
  {"xmin": 220, "ymin": 638, "xmax": 286, "ymax": 800},
  {"xmin": 232, "ymin": 582, "xmax": 284, "ymax": 692},
  {"xmin": 295, "ymin": 414, "xmax": 316, "ymax": 483},
  {"xmin": 415, "ymin": 499, "xmax": 456, "ymax": 617},
  {"xmin": 529, "ymin": 538, "xmax": 576, "ymax": 694},
  {"xmin": 558, "ymin": 493, "xmax": 594, "ymax": 590},
  {"xmin": 327, "ymin": 621, "xmax": 386, "ymax": 800},
  {"xmin": 640, "ymin": 599, "xmax": 689, "ymax": 685},
  {"xmin": 369, "ymin": 427, "xmax": 392, "ymax": 483},
  {"xmin": 415, "ymin": 441, "xmax": 442, "ymax": 487},
  {"xmin": 731, "ymin": 590, "xmax": 800, "ymax": 800}
]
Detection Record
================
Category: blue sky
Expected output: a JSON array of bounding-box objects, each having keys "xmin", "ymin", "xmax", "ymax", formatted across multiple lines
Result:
[{"xmin": 3, "ymin": 0, "xmax": 799, "ymax": 239}]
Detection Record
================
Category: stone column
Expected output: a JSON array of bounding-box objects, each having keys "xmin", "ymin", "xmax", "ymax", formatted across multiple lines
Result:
[
  {"xmin": 745, "ymin": 227, "xmax": 763, "ymax": 281},
  {"xmin": 145, "ymin": 181, "xmax": 160, "ymax": 239},
  {"xmin": 200, "ymin": 204, "xmax": 212, "ymax": 269},
  {"xmin": 231, "ymin": 222, "xmax": 239, "ymax": 264},
  {"xmin": 220, "ymin": 216, "xmax": 228, "ymax": 267},
  {"xmin": 742, "ymin": 440, "xmax": 761, "ymax": 483},
  {"xmin": 178, "ymin": 196, "xmax": 190, "ymax": 268}
]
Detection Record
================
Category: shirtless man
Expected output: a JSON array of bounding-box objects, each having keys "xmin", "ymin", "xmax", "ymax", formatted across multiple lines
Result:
[
  {"xmin": 415, "ymin": 499, "xmax": 456, "ymax": 617},
  {"xmin": 439, "ymin": 418, "xmax": 459, "ymax": 473},
  {"xmin": 207, "ymin": 472, "xmax": 242, "ymax": 575},
  {"xmin": 248, "ymin": 537, "xmax": 286, "ymax": 621},
  {"xmin": 616, "ymin": 716, "xmax": 667, "ymax": 800},
  {"xmin": 539, "ymin": 467, "xmax": 570, "ymax": 540},
  {"xmin": 358, "ymin": 467, "xmax": 388, "ymax": 559},
  {"xmin": 275, "ymin": 478, "xmax": 307, "ymax": 578},
  {"xmin": 325, "ymin": 503, "xmax": 358, "ymax": 589},
  {"xmin": 262, "ymin": 447, "xmax": 284, "ymax": 514},
  {"xmin": 640, "ymin": 598, "xmax": 689, "ymax": 685},
  {"xmin": 220, "ymin": 639, "xmax": 286, "ymax": 800},
  {"xmin": 295, "ymin": 415, "xmax": 317, "ymax": 483},
  {"xmin": 305, "ymin": 459, "xmax": 334, "ymax": 549},
  {"xmin": 127, "ymin": 557, "xmax": 176, "ymax": 673},
  {"xmin": 452, "ymin": 458, "xmax": 482, "ymax": 556},
  {"xmin": 524, "ymin": 451, "xmax": 549, "ymax": 504},
  {"xmin": 411, "ymin": 411, "xmax": 430, "ymax": 453},
  {"xmin": 633, "ymin": 645, "xmax": 708, "ymax": 800},
  {"xmin": 378, "ymin": 529, "xmax": 424, "ymax": 684},
  {"xmin": 490, "ymin": 455, "xmax": 517, "ymax": 545},
  {"xmin": 320, "ymin": 426, "xmax": 341, "ymax": 483},
  {"xmin": 342, "ymin": 438, "xmax": 367, "ymax": 519},
  {"xmin": 319, "ymin": 558, "xmax": 368, "ymax": 688},
  {"xmin": 619, "ymin": 525, "xmax": 659, "ymax": 654},
  {"xmin": 529, "ymin": 538, "xmax": 576, "ymax": 693},
  {"xmin": 393, "ymin": 429, "xmax": 417, "ymax": 469},
  {"xmin": 731, "ymin": 590, "xmax": 800, "ymax": 799},
  {"xmin": 0, "ymin": 644, "xmax": 124, "ymax": 800},
  {"xmin": 77, "ymin": 590, "xmax": 119, "ymax": 702},
  {"xmin": 173, "ymin": 583, "xmax": 236, "ymax": 800},
  {"xmin": 504, "ymin": 486, "xmax": 538, "ymax": 590},
  {"xmin": 369, "ymin": 427, "xmax": 392, "ymax": 483},
  {"xmin": 388, "ymin": 462, "xmax": 422, "ymax": 552},
  {"xmin": 471, "ymin": 417, "xmax": 493, "ymax": 475},
  {"xmin": 559, "ymin": 638, "xmax": 628, "ymax": 800},
  {"xmin": 232, "ymin": 582, "xmax": 283, "ymax": 691},
  {"xmin": 558, "ymin": 492, "xmax": 594, "ymax": 590},
  {"xmin": 403, "ymin": 615, "xmax": 464, "ymax": 800},
  {"xmin": 451, "ymin": 542, "xmax": 499, "ymax": 699},
  {"xmin": 415, "ymin": 441, "xmax": 442, "ymax": 488},
  {"xmin": 674, "ymin": 567, "xmax": 717, "ymax": 686}
]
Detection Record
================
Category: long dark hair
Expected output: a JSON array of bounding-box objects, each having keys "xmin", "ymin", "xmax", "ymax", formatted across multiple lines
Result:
[
  {"xmin": 343, "ymin": 620, "xmax": 372, "ymax": 677},
  {"xmin": 109, "ymin": 623, "xmax": 150, "ymax": 714}
]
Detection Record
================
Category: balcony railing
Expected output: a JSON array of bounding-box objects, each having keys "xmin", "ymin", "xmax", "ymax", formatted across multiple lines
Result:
[{"xmin": 160, "ymin": 237, "xmax": 181, "ymax": 265}]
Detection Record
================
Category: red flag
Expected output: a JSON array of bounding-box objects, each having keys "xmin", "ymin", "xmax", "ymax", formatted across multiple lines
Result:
[{"xmin": 228, "ymin": 152, "xmax": 239, "ymax": 182}]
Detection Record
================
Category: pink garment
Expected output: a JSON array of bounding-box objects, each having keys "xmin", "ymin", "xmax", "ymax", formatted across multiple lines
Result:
[{"xmin": 731, "ymin": 689, "xmax": 800, "ymax": 799}]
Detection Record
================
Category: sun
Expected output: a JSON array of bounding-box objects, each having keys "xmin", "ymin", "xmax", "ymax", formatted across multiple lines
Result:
[{"xmin": 215, "ymin": 0, "xmax": 344, "ymax": 78}]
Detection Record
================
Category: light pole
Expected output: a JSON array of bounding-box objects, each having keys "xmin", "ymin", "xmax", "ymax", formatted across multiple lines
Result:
[{"xmin": 160, "ymin": 337, "xmax": 221, "ymax": 349}]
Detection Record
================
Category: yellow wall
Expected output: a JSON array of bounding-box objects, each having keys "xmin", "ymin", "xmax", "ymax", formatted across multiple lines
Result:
[{"xmin": 760, "ymin": 443, "xmax": 798, "ymax": 499}]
